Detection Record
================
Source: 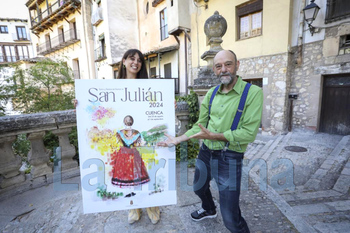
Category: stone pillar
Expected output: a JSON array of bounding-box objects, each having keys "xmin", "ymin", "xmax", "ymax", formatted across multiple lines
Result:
[
  {"xmin": 0, "ymin": 136, "xmax": 25, "ymax": 188},
  {"xmin": 201, "ymin": 11, "xmax": 227, "ymax": 68},
  {"xmin": 175, "ymin": 102, "xmax": 190, "ymax": 135},
  {"xmin": 52, "ymin": 128, "xmax": 78, "ymax": 170},
  {"xmin": 27, "ymin": 132, "xmax": 52, "ymax": 178},
  {"xmin": 192, "ymin": 11, "xmax": 227, "ymax": 95}
]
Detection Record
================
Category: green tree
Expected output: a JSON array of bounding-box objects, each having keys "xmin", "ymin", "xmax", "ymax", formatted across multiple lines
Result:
[
  {"xmin": 6, "ymin": 59, "xmax": 74, "ymax": 113},
  {"xmin": 175, "ymin": 90, "xmax": 200, "ymax": 166},
  {"xmin": 0, "ymin": 64, "xmax": 11, "ymax": 116},
  {"xmin": 1, "ymin": 59, "xmax": 77, "ymax": 162}
]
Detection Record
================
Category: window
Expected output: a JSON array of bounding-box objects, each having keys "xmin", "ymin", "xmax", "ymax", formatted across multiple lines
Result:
[
  {"xmin": 0, "ymin": 47, "xmax": 4, "ymax": 62},
  {"xmin": 0, "ymin": 25, "xmax": 8, "ymax": 34},
  {"xmin": 16, "ymin": 26, "xmax": 27, "ymax": 40},
  {"xmin": 69, "ymin": 20, "xmax": 77, "ymax": 40},
  {"xmin": 45, "ymin": 34, "xmax": 51, "ymax": 50},
  {"xmin": 325, "ymin": 0, "xmax": 350, "ymax": 23},
  {"xmin": 164, "ymin": 63, "xmax": 171, "ymax": 78},
  {"xmin": 244, "ymin": 78, "xmax": 263, "ymax": 88},
  {"xmin": 146, "ymin": 2, "xmax": 149, "ymax": 14},
  {"xmin": 4, "ymin": 45, "xmax": 16, "ymax": 62},
  {"xmin": 58, "ymin": 27, "xmax": 65, "ymax": 43},
  {"xmin": 17, "ymin": 45, "xmax": 29, "ymax": 60},
  {"xmin": 160, "ymin": 8, "xmax": 168, "ymax": 41},
  {"xmin": 339, "ymin": 34, "xmax": 350, "ymax": 55},
  {"xmin": 150, "ymin": 67, "xmax": 157, "ymax": 78},
  {"xmin": 237, "ymin": 0, "xmax": 263, "ymax": 40},
  {"xmin": 95, "ymin": 33, "xmax": 106, "ymax": 61}
]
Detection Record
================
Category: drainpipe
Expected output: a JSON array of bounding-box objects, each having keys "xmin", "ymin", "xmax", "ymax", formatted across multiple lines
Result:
[
  {"xmin": 297, "ymin": 0, "xmax": 307, "ymax": 65},
  {"xmin": 288, "ymin": 94, "xmax": 298, "ymax": 131},
  {"xmin": 158, "ymin": 53, "xmax": 161, "ymax": 78}
]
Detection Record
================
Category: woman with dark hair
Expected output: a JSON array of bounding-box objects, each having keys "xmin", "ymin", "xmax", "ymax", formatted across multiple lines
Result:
[
  {"xmin": 116, "ymin": 49, "xmax": 160, "ymax": 225},
  {"xmin": 75, "ymin": 49, "xmax": 160, "ymax": 225},
  {"xmin": 117, "ymin": 49, "xmax": 148, "ymax": 80}
]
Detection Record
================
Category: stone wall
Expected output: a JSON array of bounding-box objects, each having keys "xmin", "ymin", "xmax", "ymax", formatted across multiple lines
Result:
[
  {"xmin": 289, "ymin": 23, "xmax": 350, "ymax": 131},
  {"xmin": 190, "ymin": 52, "xmax": 291, "ymax": 134},
  {"xmin": 239, "ymin": 53, "xmax": 290, "ymax": 134},
  {"xmin": 0, "ymin": 108, "xmax": 189, "ymax": 199}
]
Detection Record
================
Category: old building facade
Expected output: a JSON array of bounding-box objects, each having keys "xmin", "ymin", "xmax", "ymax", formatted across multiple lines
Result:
[
  {"xmin": 190, "ymin": 0, "xmax": 350, "ymax": 135},
  {"xmin": 25, "ymin": 0, "xmax": 95, "ymax": 79}
]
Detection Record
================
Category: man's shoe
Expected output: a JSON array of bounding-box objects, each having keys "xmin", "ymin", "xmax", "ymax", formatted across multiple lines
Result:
[
  {"xmin": 191, "ymin": 208, "xmax": 217, "ymax": 221},
  {"xmin": 128, "ymin": 208, "xmax": 141, "ymax": 224}
]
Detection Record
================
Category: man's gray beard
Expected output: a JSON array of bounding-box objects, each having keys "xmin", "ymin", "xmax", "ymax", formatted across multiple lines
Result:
[{"xmin": 219, "ymin": 73, "xmax": 234, "ymax": 86}]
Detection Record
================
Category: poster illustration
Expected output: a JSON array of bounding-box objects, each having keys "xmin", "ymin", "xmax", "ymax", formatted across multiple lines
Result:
[{"xmin": 75, "ymin": 79, "xmax": 176, "ymax": 214}]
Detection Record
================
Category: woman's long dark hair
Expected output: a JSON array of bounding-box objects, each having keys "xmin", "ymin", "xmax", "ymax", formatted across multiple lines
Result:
[{"xmin": 117, "ymin": 49, "xmax": 148, "ymax": 79}]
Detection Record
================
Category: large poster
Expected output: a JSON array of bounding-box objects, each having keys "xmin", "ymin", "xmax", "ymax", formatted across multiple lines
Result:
[{"xmin": 75, "ymin": 79, "xmax": 176, "ymax": 214}]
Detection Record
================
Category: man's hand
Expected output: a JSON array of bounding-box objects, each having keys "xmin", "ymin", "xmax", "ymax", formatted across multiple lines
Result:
[
  {"xmin": 157, "ymin": 134, "xmax": 189, "ymax": 147},
  {"xmin": 189, "ymin": 124, "xmax": 213, "ymax": 140},
  {"xmin": 157, "ymin": 133, "xmax": 178, "ymax": 147},
  {"xmin": 189, "ymin": 124, "xmax": 228, "ymax": 142}
]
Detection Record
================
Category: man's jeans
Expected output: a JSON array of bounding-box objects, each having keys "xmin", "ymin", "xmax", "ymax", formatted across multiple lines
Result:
[{"xmin": 193, "ymin": 144, "xmax": 250, "ymax": 233}]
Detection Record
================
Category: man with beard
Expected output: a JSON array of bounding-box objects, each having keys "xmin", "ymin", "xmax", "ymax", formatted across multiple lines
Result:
[{"xmin": 158, "ymin": 50, "xmax": 263, "ymax": 233}]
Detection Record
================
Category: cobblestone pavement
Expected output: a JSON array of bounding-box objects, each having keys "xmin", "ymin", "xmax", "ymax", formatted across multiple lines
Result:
[
  {"xmin": 1, "ymin": 167, "xmax": 297, "ymax": 233},
  {"xmin": 1, "ymin": 131, "xmax": 349, "ymax": 233}
]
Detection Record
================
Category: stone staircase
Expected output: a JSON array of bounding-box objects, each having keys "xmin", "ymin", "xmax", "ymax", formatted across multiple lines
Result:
[{"xmin": 244, "ymin": 132, "xmax": 350, "ymax": 233}]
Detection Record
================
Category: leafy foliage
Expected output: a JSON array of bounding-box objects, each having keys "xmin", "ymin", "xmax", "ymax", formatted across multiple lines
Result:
[
  {"xmin": 12, "ymin": 133, "xmax": 31, "ymax": 161},
  {"xmin": 175, "ymin": 90, "xmax": 200, "ymax": 166},
  {"xmin": 0, "ymin": 64, "xmax": 11, "ymax": 116},
  {"xmin": 141, "ymin": 124, "xmax": 167, "ymax": 145},
  {"xmin": 176, "ymin": 90, "xmax": 200, "ymax": 129},
  {"xmin": 97, "ymin": 187, "xmax": 123, "ymax": 200},
  {"xmin": 1, "ymin": 59, "xmax": 76, "ymax": 162},
  {"xmin": 4, "ymin": 59, "xmax": 75, "ymax": 113}
]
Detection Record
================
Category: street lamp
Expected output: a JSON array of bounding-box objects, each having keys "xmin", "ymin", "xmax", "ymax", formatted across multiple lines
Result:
[{"xmin": 303, "ymin": 0, "xmax": 320, "ymax": 36}]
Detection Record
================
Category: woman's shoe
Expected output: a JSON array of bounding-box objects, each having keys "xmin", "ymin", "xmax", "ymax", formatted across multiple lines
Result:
[
  {"xmin": 128, "ymin": 208, "xmax": 141, "ymax": 224},
  {"xmin": 146, "ymin": 206, "xmax": 160, "ymax": 224}
]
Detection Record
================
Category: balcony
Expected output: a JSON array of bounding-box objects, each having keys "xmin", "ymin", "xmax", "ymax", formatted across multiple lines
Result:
[
  {"xmin": 36, "ymin": 28, "xmax": 80, "ymax": 55},
  {"xmin": 28, "ymin": 0, "xmax": 81, "ymax": 34},
  {"xmin": 0, "ymin": 55, "xmax": 30, "ymax": 64},
  {"xmin": 94, "ymin": 45, "xmax": 106, "ymax": 62}
]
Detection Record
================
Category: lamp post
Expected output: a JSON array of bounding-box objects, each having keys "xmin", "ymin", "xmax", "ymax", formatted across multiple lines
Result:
[{"xmin": 303, "ymin": 0, "xmax": 320, "ymax": 36}]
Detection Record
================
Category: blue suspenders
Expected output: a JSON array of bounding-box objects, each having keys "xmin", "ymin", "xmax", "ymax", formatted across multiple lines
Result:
[{"xmin": 207, "ymin": 83, "xmax": 252, "ymax": 149}]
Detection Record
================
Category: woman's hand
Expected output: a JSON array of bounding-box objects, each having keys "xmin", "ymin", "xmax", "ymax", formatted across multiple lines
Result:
[{"xmin": 73, "ymin": 99, "xmax": 78, "ymax": 108}]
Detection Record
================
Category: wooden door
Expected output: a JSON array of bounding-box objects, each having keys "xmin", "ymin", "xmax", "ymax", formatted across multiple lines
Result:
[{"xmin": 320, "ymin": 75, "xmax": 350, "ymax": 135}]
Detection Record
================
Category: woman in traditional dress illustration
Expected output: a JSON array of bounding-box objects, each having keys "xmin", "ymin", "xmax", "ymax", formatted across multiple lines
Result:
[{"xmin": 110, "ymin": 115, "xmax": 150, "ymax": 186}]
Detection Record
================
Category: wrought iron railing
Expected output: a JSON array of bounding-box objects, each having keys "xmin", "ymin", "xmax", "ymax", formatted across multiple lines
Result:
[
  {"xmin": 36, "ymin": 29, "xmax": 80, "ymax": 55},
  {"xmin": 94, "ymin": 46, "xmax": 107, "ymax": 61},
  {"xmin": 0, "ymin": 55, "xmax": 30, "ymax": 63},
  {"xmin": 30, "ymin": 0, "xmax": 81, "ymax": 28}
]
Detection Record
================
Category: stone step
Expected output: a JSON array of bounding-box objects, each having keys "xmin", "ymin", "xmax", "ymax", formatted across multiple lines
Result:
[
  {"xmin": 249, "ymin": 139, "xmax": 274, "ymax": 162},
  {"xmin": 281, "ymin": 189, "xmax": 343, "ymax": 203},
  {"xmin": 291, "ymin": 200, "xmax": 350, "ymax": 233},
  {"xmin": 303, "ymin": 135, "xmax": 350, "ymax": 191},
  {"xmin": 333, "ymin": 157, "xmax": 350, "ymax": 194},
  {"xmin": 260, "ymin": 135, "xmax": 284, "ymax": 161},
  {"xmin": 245, "ymin": 141, "xmax": 265, "ymax": 160}
]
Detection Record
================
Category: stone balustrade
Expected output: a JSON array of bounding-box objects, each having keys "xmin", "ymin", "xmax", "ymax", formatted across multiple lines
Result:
[{"xmin": 0, "ymin": 104, "xmax": 189, "ymax": 198}]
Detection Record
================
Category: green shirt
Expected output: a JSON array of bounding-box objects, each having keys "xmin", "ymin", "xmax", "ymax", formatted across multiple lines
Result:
[{"xmin": 185, "ymin": 77, "xmax": 263, "ymax": 153}]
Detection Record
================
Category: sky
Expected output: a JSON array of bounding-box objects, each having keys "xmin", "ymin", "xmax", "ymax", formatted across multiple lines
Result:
[{"xmin": 0, "ymin": 0, "xmax": 29, "ymax": 19}]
